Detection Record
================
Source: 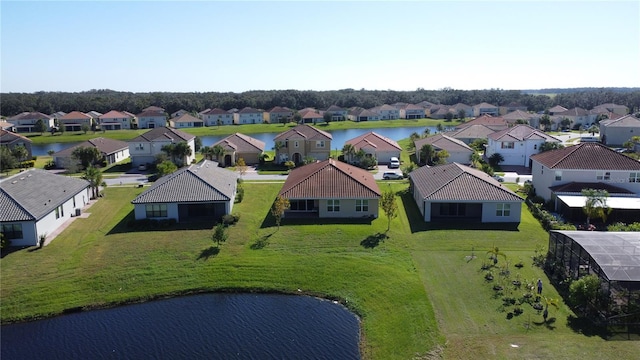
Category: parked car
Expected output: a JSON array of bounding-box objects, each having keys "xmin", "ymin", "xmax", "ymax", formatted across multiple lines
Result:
[
  {"xmin": 389, "ymin": 157, "xmax": 400, "ymax": 168},
  {"xmin": 383, "ymin": 171, "xmax": 403, "ymax": 180},
  {"xmin": 492, "ymin": 174, "xmax": 504, "ymax": 182},
  {"xmin": 138, "ymin": 164, "xmax": 147, "ymax": 171}
]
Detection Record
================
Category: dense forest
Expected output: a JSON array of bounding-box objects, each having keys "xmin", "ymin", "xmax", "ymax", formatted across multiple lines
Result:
[{"xmin": 2, "ymin": 88, "xmax": 639, "ymax": 117}]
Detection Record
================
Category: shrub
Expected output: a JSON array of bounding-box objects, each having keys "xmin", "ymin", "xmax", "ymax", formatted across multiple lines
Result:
[
  {"xmin": 236, "ymin": 186, "xmax": 245, "ymax": 203},
  {"xmin": 20, "ymin": 160, "xmax": 36, "ymax": 168},
  {"xmin": 44, "ymin": 161, "xmax": 57, "ymax": 170},
  {"xmin": 0, "ymin": 233, "xmax": 10, "ymax": 249},
  {"xmin": 222, "ymin": 213, "xmax": 240, "ymax": 226},
  {"xmin": 607, "ymin": 222, "xmax": 640, "ymax": 231}
]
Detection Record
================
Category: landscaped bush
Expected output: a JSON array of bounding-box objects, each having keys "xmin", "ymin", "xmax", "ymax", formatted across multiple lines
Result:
[
  {"xmin": 44, "ymin": 161, "xmax": 57, "ymax": 170},
  {"xmin": 526, "ymin": 200, "xmax": 575, "ymax": 231},
  {"xmin": 607, "ymin": 222, "xmax": 640, "ymax": 231},
  {"xmin": 221, "ymin": 213, "xmax": 240, "ymax": 226},
  {"xmin": 19, "ymin": 160, "xmax": 35, "ymax": 168}
]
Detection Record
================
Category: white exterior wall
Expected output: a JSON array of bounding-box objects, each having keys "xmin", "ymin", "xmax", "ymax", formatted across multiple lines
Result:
[
  {"xmin": 481, "ymin": 201, "xmax": 522, "ymax": 222},
  {"xmin": 378, "ymin": 110, "xmax": 400, "ymax": 120},
  {"xmin": 486, "ymin": 139, "xmax": 547, "ymax": 166},
  {"xmin": 601, "ymin": 126, "xmax": 639, "ymax": 146},
  {"xmin": 138, "ymin": 116, "xmax": 166, "ymax": 129},
  {"xmin": 531, "ymin": 161, "xmax": 640, "ymax": 201},
  {"xmin": 134, "ymin": 203, "xmax": 179, "ymax": 221},
  {"xmin": 3, "ymin": 221, "xmax": 37, "ymax": 246},
  {"xmin": 447, "ymin": 150, "xmax": 473, "ymax": 164},
  {"xmin": 129, "ymin": 139, "xmax": 195, "ymax": 166},
  {"xmin": 317, "ymin": 198, "xmax": 379, "ymax": 218},
  {"xmin": 237, "ymin": 112, "xmax": 263, "ymax": 124},
  {"xmin": 375, "ymin": 150, "xmax": 401, "ymax": 164},
  {"xmin": 204, "ymin": 114, "xmax": 234, "ymax": 126},
  {"xmin": 100, "ymin": 117, "xmax": 131, "ymax": 129}
]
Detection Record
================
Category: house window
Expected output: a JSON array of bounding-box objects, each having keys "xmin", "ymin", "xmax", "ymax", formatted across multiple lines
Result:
[
  {"xmin": 1, "ymin": 224, "xmax": 23, "ymax": 240},
  {"xmin": 294, "ymin": 141, "xmax": 299, "ymax": 148},
  {"xmin": 55, "ymin": 207, "xmax": 60, "ymax": 219},
  {"xmin": 534, "ymin": 144, "xmax": 537, "ymax": 150},
  {"xmin": 596, "ymin": 171, "xmax": 611, "ymax": 181},
  {"xmin": 327, "ymin": 199, "xmax": 340, "ymax": 212},
  {"xmin": 630, "ymin": 172, "xmax": 640, "ymax": 183},
  {"xmin": 356, "ymin": 199, "xmax": 369, "ymax": 212},
  {"xmin": 73, "ymin": 196, "xmax": 76, "ymax": 208},
  {"xmin": 496, "ymin": 203, "xmax": 511, "ymax": 217},
  {"xmin": 135, "ymin": 143, "xmax": 144, "ymax": 150},
  {"xmin": 501, "ymin": 142, "xmax": 514, "ymax": 149},
  {"xmin": 317, "ymin": 141, "xmax": 325, "ymax": 148},
  {"xmin": 145, "ymin": 204, "xmax": 168, "ymax": 217},
  {"xmin": 555, "ymin": 171, "xmax": 562, "ymax": 181}
]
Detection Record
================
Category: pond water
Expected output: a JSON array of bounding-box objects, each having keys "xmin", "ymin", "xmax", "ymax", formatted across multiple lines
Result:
[
  {"xmin": 1, "ymin": 293, "xmax": 360, "ymax": 360},
  {"xmin": 31, "ymin": 125, "xmax": 452, "ymax": 156}
]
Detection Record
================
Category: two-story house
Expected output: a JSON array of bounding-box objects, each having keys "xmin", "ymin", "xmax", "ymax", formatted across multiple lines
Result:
[
  {"xmin": 554, "ymin": 107, "xmax": 597, "ymax": 129},
  {"xmin": 202, "ymin": 108, "xmax": 234, "ymax": 126},
  {"xmin": 128, "ymin": 127, "xmax": 195, "ymax": 167},
  {"xmin": 7, "ymin": 112, "xmax": 54, "ymax": 133},
  {"xmin": 599, "ymin": 115, "xmax": 640, "ymax": 146},
  {"xmin": 348, "ymin": 108, "xmax": 380, "ymax": 122},
  {"xmin": 499, "ymin": 102, "xmax": 528, "ymax": 115},
  {"xmin": 473, "ymin": 102, "xmax": 500, "ymax": 116},
  {"xmin": 0, "ymin": 129, "xmax": 33, "ymax": 159},
  {"xmin": 273, "ymin": 124, "xmax": 332, "ymax": 165},
  {"xmin": 530, "ymin": 143, "xmax": 640, "ymax": 222},
  {"xmin": 136, "ymin": 110, "xmax": 167, "ymax": 129},
  {"xmin": 234, "ymin": 107, "xmax": 264, "ymax": 124},
  {"xmin": 449, "ymin": 103, "xmax": 474, "ymax": 118},
  {"xmin": 591, "ymin": 103, "xmax": 629, "ymax": 116},
  {"xmin": 268, "ymin": 106, "xmax": 294, "ymax": 124},
  {"xmin": 371, "ymin": 104, "xmax": 400, "ymax": 120},
  {"xmin": 404, "ymin": 104, "xmax": 426, "ymax": 119},
  {"xmin": 58, "ymin": 111, "xmax": 93, "ymax": 132},
  {"xmin": 325, "ymin": 105, "xmax": 348, "ymax": 121},
  {"xmin": 99, "ymin": 110, "xmax": 133, "ymax": 130},
  {"xmin": 485, "ymin": 124, "xmax": 561, "ymax": 167}
]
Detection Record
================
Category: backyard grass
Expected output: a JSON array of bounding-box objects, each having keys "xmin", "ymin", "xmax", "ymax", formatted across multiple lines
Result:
[{"xmin": 1, "ymin": 182, "xmax": 638, "ymax": 359}]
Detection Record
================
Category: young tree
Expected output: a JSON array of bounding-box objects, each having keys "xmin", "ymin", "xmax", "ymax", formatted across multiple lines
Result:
[
  {"xmin": 0, "ymin": 147, "xmax": 18, "ymax": 172},
  {"xmin": 211, "ymin": 223, "xmax": 228, "ymax": 247},
  {"xmin": 323, "ymin": 112, "xmax": 332, "ymax": 124},
  {"xmin": 444, "ymin": 112, "xmax": 454, "ymax": 122},
  {"xmin": 587, "ymin": 125, "xmax": 599, "ymax": 136},
  {"xmin": 342, "ymin": 143, "xmax": 356, "ymax": 164},
  {"xmin": 271, "ymin": 195, "xmax": 290, "ymax": 229},
  {"xmin": 541, "ymin": 296, "xmax": 559, "ymax": 322},
  {"xmin": 539, "ymin": 114, "xmax": 552, "ymax": 131},
  {"xmin": 436, "ymin": 123, "xmax": 444, "ymax": 132},
  {"xmin": 47, "ymin": 150, "xmax": 55, "ymax": 157},
  {"xmin": 236, "ymin": 157, "xmax": 247, "ymax": 177},
  {"xmin": 200, "ymin": 146, "xmax": 214, "ymax": 160},
  {"xmin": 293, "ymin": 112, "xmax": 302, "ymax": 124},
  {"xmin": 419, "ymin": 144, "xmax": 435, "ymax": 165},
  {"xmin": 457, "ymin": 109, "xmax": 466, "ymax": 121},
  {"xmin": 82, "ymin": 166, "xmax": 104, "ymax": 199},
  {"xmin": 486, "ymin": 246, "xmax": 506, "ymax": 265},
  {"xmin": 380, "ymin": 190, "xmax": 398, "ymax": 232},
  {"xmin": 194, "ymin": 137, "xmax": 202, "ymax": 152},
  {"xmin": 212, "ymin": 145, "xmax": 225, "ymax": 163},
  {"xmin": 284, "ymin": 160, "xmax": 295, "ymax": 172},
  {"xmin": 34, "ymin": 119, "xmax": 47, "ymax": 134},
  {"xmin": 560, "ymin": 117, "xmax": 572, "ymax": 130},
  {"xmin": 172, "ymin": 141, "xmax": 192, "ymax": 166},
  {"xmin": 156, "ymin": 160, "xmax": 177, "ymax": 176},
  {"xmin": 72, "ymin": 146, "xmax": 101, "ymax": 169},
  {"xmin": 469, "ymin": 138, "xmax": 487, "ymax": 152},
  {"xmin": 488, "ymin": 153, "xmax": 504, "ymax": 168},
  {"xmin": 81, "ymin": 123, "xmax": 90, "ymax": 134},
  {"xmin": 433, "ymin": 149, "xmax": 450, "ymax": 165},
  {"xmin": 568, "ymin": 274, "xmax": 600, "ymax": 311},
  {"xmin": 11, "ymin": 145, "xmax": 28, "ymax": 163},
  {"xmin": 581, "ymin": 188, "xmax": 612, "ymax": 225}
]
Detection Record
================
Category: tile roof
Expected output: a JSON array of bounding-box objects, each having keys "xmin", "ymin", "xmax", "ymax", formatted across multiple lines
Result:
[
  {"xmin": 326, "ymin": 105, "xmax": 346, "ymax": 112},
  {"xmin": 213, "ymin": 133, "xmax": 265, "ymax": 153},
  {"xmin": 0, "ymin": 121, "xmax": 15, "ymax": 130},
  {"xmin": 202, "ymin": 108, "xmax": 231, "ymax": 115},
  {"xmin": 238, "ymin": 107, "xmax": 262, "ymax": 114},
  {"xmin": 130, "ymin": 127, "xmax": 195, "ymax": 143},
  {"xmin": 409, "ymin": 163, "xmax": 523, "ymax": 202},
  {"xmin": 0, "ymin": 129, "xmax": 32, "ymax": 145},
  {"xmin": 60, "ymin": 111, "xmax": 92, "ymax": 120},
  {"xmin": 600, "ymin": 114, "xmax": 640, "ymax": 128},
  {"xmin": 0, "ymin": 169, "xmax": 90, "ymax": 222},
  {"xmin": 488, "ymin": 124, "xmax": 560, "ymax": 142},
  {"xmin": 9, "ymin": 112, "xmax": 53, "ymax": 121},
  {"xmin": 142, "ymin": 106, "xmax": 165, "ymax": 112},
  {"xmin": 99, "ymin": 110, "xmax": 130, "ymax": 119},
  {"xmin": 345, "ymin": 131, "xmax": 402, "ymax": 152},
  {"xmin": 405, "ymin": 104, "xmax": 425, "ymax": 111},
  {"xmin": 171, "ymin": 113, "xmax": 203, "ymax": 123},
  {"xmin": 269, "ymin": 106, "xmax": 292, "ymax": 114},
  {"xmin": 416, "ymin": 101, "xmax": 435, "ymax": 108},
  {"xmin": 549, "ymin": 182, "xmax": 636, "ymax": 195},
  {"xmin": 278, "ymin": 159, "xmax": 380, "ymax": 199},
  {"xmin": 414, "ymin": 133, "xmax": 473, "ymax": 153},
  {"xmin": 502, "ymin": 110, "xmax": 534, "ymax": 121},
  {"xmin": 274, "ymin": 124, "xmax": 332, "ymax": 141},
  {"xmin": 137, "ymin": 110, "xmax": 167, "ymax": 117},
  {"xmin": 86, "ymin": 111, "xmax": 103, "ymax": 118},
  {"xmin": 530, "ymin": 142, "xmax": 640, "ymax": 170},
  {"xmin": 456, "ymin": 115, "xmax": 507, "ymax": 129},
  {"xmin": 548, "ymin": 105, "xmax": 568, "ymax": 113},
  {"xmin": 132, "ymin": 160, "xmax": 238, "ymax": 204},
  {"xmin": 450, "ymin": 103, "xmax": 472, "ymax": 111},
  {"xmin": 450, "ymin": 124, "xmax": 497, "ymax": 139},
  {"xmin": 474, "ymin": 102, "xmax": 497, "ymax": 109},
  {"xmin": 556, "ymin": 107, "xmax": 589, "ymax": 117},
  {"xmin": 122, "ymin": 111, "xmax": 137, "ymax": 118},
  {"xmin": 53, "ymin": 137, "xmax": 129, "ymax": 157},
  {"xmin": 592, "ymin": 103, "xmax": 629, "ymax": 112}
]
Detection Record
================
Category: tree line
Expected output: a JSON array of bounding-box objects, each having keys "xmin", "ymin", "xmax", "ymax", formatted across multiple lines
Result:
[{"xmin": 2, "ymin": 88, "xmax": 639, "ymax": 118}]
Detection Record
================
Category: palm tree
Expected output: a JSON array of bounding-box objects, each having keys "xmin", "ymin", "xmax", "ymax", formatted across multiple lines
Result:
[
  {"xmin": 581, "ymin": 188, "xmax": 612, "ymax": 225},
  {"xmin": 486, "ymin": 246, "xmax": 506, "ymax": 265},
  {"xmin": 173, "ymin": 142, "xmax": 192, "ymax": 166},
  {"xmin": 419, "ymin": 144, "xmax": 435, "ymax": 165},
  {"xmin": 541, "ymin": 296, "xmax": 559, "ymax": 322},
  {"xmin": 342, "ymin": 143, "xmax": 356, "ymax": 164},
  {"xmin": 82, "ymin": 166, "xmax": 104, "ymax": 199},
  {"xmin": 200, "ymin": 146, "xmax": 213, "ymax": 160},
  {"xmin": 212, "ymin": 145, "xmax": 225, "ymax": 163}
]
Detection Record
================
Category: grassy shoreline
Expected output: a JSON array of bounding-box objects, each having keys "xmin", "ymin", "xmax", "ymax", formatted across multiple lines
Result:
[
  {"xmin": 24, "ymin": 118, "xmax": 458, "ymax": 144},
  {"xmin": 2, "ymin": 183, "xmax": 638, "ymax": 359}
]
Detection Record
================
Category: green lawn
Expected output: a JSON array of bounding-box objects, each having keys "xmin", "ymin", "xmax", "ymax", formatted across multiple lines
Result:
[{"xmin": 1, "ymin": 182, "xmax": 637, "ymax": 359}]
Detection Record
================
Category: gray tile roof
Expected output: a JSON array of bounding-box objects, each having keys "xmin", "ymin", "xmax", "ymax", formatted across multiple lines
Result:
[
  {"xmin": 600, "ymin": 114, "xmax": 640, "ymax": 127},
  {"xmin": 53, "ymin": 137, "xmax": 129, "ymax": 157},
  {"xmin": 0, "ymin": 129, "xmax": 32, "ymax": 145},
  {"xmin": 0, "ymin": 169, "xmax": 90, "ymax": 222},
  {"xmin": 488, "ymin": 124, "xmax": 560, "ymax": 142},
  {"xmin": 131, "ymin": 160, "xmax": 238, "ymax": 204},
  {"xmin": 345, "ymin": 131, "xmax": 402, "ymax": 152},
  {"xmin": 274, "ymin": 124, "xmax": 332, "ymax": 141},
  {"xmin": 414, "ymin": 134, "xmax": 473, "ymax": 153},
  {"xmin": 170, "ymin": 113, "xmax": 203, "ymax": 123},
  {"xmin": 409, "ymin": 163, "xmax": 523, "ymax": 202},
  {"xmin": 450, "ymin": 124, "xmax": 497, "ymax": 139},
  {"xmin": 213, "ymin": 133, "xmax": 265, "ymax": 153},
  {"xmin": 130, "ymin": 127, "xmax": 195, "ymax": 143}
]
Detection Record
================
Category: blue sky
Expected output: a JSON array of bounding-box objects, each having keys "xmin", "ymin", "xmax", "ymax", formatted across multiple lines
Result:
[{"xmin": 1, "ymin": 1, "xmax": 639, "ymax": 93}]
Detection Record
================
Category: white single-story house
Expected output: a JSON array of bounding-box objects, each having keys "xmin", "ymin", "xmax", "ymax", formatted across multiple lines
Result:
[
  {"xmin": 409, "ymin": 162, "xmax": 523, "ymax": 223},
  {"xmin": 53, "ymin": 137, "xmax": 130, "ymax": 168},
  {"xmin": 131, "ymin": 160, "xmax": 238, "ymax": 223},
  {"xmin": 344, "ymin": 131, "xmax": 402, "ymax": 164},
  {"xmin": 1, "ymin": 169, "xmax": 91, "ymax": 246}
]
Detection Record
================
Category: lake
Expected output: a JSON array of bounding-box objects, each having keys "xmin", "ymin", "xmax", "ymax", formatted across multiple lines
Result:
[
  {"xmin": 1, "ymin": 293, "xmax": 361, "ymax": 360},
  {"xmin": 31, "ymin": 125, "xmax": 450, "ymax": 155}
]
